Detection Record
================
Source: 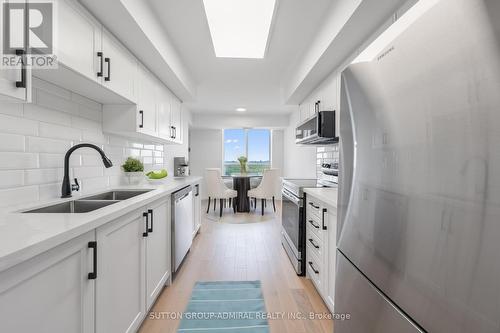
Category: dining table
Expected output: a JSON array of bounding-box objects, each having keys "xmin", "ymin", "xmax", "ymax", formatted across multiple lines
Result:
[{"xmin": 230, "ymin": 173, "xmax": 262, "ymax": 212}]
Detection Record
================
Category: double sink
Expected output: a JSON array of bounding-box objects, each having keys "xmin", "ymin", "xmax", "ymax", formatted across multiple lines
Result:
[{"xmin": 24, "ymin": 190, "xmax": 153, "ymax": 214}]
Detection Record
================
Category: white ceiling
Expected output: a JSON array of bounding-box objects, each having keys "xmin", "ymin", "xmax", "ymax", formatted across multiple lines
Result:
[{"xmin": 147, "ymin": 0, "xmax": 333, "ymax": 115}]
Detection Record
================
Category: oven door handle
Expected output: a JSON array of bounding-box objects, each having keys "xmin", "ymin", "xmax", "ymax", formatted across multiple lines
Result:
[{"xmin": 281, "ymin": 189, "xmax": 302, "ymax": 206}]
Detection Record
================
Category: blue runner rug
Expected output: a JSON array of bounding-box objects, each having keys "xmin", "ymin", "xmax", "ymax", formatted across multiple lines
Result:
[{"xmin": 177, "ymin": 280, "xmax": 269, "ymax": 332}]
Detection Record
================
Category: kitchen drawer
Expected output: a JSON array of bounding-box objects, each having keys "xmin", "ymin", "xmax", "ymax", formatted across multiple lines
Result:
[
  {"xmin": 306, "ymin": 225, "xmax": 323, "ymax": 260},
  {"xmin": 306, "ymin": 211, "xmax": 322, "ymax": 239},
  {"xmin": 306, "ymin": 196, "xmax": 322, "ymax": 218},
  {"xmin": 306, "ymin": 246, "xmax": 322, "ymax": 291}
]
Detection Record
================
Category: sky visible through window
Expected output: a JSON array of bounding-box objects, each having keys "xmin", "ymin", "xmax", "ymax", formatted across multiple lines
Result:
[
  {"xmin": 224, "ymin": 129, "xmax": 270, "ymax": 162},
  {"xmin": 224, "ymin": 129, "xmax": 271, "ymax": 175}
]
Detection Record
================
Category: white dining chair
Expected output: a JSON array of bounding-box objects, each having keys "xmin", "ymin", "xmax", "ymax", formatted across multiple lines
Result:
[
  {"xmin": 247, "ymin": 169, "xmax": 280, "ymax": 216},
  {"xmin": 205, "ymin": 168, "xmax": 238, "ymax": 217}
]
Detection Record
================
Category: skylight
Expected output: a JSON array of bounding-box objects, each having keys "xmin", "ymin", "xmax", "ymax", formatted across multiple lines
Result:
[{"xmin": 202, "ymin": 0, "xmax": 277, "ymax": 59}]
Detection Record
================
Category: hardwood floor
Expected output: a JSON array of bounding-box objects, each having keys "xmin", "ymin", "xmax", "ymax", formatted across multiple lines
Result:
[{"xmin": 139, "ymin": 201, "xmax": 334, "ymax": 333}]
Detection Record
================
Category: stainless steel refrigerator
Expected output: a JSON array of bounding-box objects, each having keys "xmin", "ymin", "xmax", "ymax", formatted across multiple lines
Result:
[{"xmin": 335, "ymin": 0, "xmax": 500, "ymax": 332}]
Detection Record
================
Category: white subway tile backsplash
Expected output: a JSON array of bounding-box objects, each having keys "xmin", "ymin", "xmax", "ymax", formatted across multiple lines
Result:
[
  {"xmin": 0, "ymin": 170, "xmax": 24, "ymax": 188},
  {"xmin": 27, "ymin": 137, "xmax": 72, "ymax": 154},
  {"xmin": 25, "ymin": 168, "xmax": 63, "ymax": 185},
  {"xmin": 0, "ymin": 153, "xmax": 38, "ymax": 169},
  {"xmin": 39, "ymin": 122, "xmax": 82, "ymax": 141},
  {"xmin": 71, "ymin": 116, "xmax": 101, "ymax": 132},
  {"xmin": 0, "ymin": 114, "xmax": 38, "ymax": 136},
  {"xmin": 0, "ymin": 79, "xmax": 170, "ymax": 207},
  {"xmin": 0, "ymin": 133, "xmax": 25, "ymax": 152},
  {"xmin": 36, "ymin": 90, "xmax": 79, "ymax": 116},
  {"xmin": 0, "ymin": 101, "xmax": 23, "ymax": 116},
  {"xmin": 73, "ymin": 166, "xmax": 104, "ymax": 179},
  {"xmin": 39, "ymin": 153, "xmax": 81, "ymax": 168},
  {"xmin": 24, "ymin": 103, "xmax": 72, "ymax": 126},
  {"xmin": 0, "ymin": 186, "xmax": 38, "ymax": 208}
]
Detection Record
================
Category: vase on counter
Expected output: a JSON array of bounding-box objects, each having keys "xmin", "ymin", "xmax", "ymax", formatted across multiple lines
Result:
[{"xmin": 125, "ymin": 171, "xmax": 144, "ymax": 185}]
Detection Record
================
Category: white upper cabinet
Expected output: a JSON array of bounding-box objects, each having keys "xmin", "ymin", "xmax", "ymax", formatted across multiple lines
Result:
[
  {"xmin": 0, "ymin": 0, "xmax": 30, "ymax": 102},
  {"xmin": 170, "ymin": 96, "xmax": 182, "ymax": 143},
  {"xmin": 57, "ymin": 0, "xmax": 101, "ymax": 82},
  {"xmin": 137, "ymin": 65, "xmax": 158, "ymax": 136},
  {"xmin": 157, "ymin": 86, "xmax": 173, "ymax": 140},
  {"xmin": 101, "ymin": 29, "xmax": 137, "ymax": 102}
]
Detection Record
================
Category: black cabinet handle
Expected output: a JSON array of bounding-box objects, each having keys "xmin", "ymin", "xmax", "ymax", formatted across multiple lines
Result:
[
  {"xmin": 308, "ymin": 238, "xmax": 319, "ymax": 249},
  {"xmin": 170, "ymin": 126, "xmax": 175, "ymax": 139},
  {"xmin": 309, "ymin": 202, "xmax": 320, "ymax": 209},
  {"xmin": 15, "ymin": 49, "xmax": 26, "ymax": 88},
  {"xmin": 308, "ymin": 261, "xmax": 319, "ymax": 274},
  {"xmin": 139, "ymin": 110, "xmax": 144, "ymax": 128},
  {"xmin": 104, "ymin": 57, "xmax": 111, "ymax": 81},
  {"xmin": 173, "ymin": 127, "xmax": 177, "ymax": 139},
  {"xmin": 88, "ymin": 241, "xmax": 97, "ymax": 280},
  {"xmin": 322, "ymin": 208, "xmax": 327, "ymax": 230},
  {"xmin": 142, "ymin": 212, "xmax": 149, "ymax": 237},
  {"xmin": 308, "ymin": 219, "xmax": 320, "ymax": 229},
  {"xmin": 147, "ymin": 209, "xmax": 154, "ymax": 233},
  {"xmin": 97, "ymin": 52, "xmax": 103, "ymax": 77}
]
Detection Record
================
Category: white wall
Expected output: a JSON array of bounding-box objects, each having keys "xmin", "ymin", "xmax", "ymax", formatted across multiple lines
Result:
[
  {"xmin": 0, "ymin": 78, "xmax": 187, "ymax": 208},
  {"xmin": 189, "ymin": 128, "xmax": 222, "ymax": 199},
  {"xmin": 191, "ymin": 113, "xmax": 289, "ymax": 129},
  {"xmin": 283, "ymin": 111, "xmax": 317, "ymax": 179},
  {"xmin": 190, "ymin": 128, "xmax": 285, "ymax": 199}
]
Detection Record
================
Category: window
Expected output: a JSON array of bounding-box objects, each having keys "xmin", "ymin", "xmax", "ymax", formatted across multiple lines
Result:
[{"xmin": 223, "ymin": 129, "xmax": 271, "ymax": 176}]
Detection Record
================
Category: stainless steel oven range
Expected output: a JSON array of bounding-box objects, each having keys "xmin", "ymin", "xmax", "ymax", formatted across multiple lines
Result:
[{"xmin": 281, "ymin": 178, "xmax": 324, "ymax": 275}]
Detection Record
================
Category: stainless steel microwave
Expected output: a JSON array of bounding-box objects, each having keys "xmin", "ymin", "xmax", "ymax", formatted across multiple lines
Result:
[{"xmin": 295, "ymin": 110, "xmax": 338, "ymax": 145}]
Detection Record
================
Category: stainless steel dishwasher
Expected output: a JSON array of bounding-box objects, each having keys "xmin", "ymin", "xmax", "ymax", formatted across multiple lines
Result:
[{"xmin": 171, "ymin": 185, "xmax": 193, "ymax": 274}]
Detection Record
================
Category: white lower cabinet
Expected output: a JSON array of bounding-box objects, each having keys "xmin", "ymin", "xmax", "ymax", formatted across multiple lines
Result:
[
  {"xmin": 0, "ymin": 231, "xmax": 95, "ymax": 333},
  {"xmin": 305, "ymin": 194, "xmax": 336, "ymax": 313},
  {"xmin": 96, "ymin": 210, "xmax": 147, "ymax": 333},
  {"xmin": 145, "ymin": 198, "xmax": 171, "ymax": 309}
]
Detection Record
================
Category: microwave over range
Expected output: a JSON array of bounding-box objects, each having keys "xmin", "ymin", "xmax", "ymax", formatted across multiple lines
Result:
[{"xmin": 295, "ymin": 106, "xmax": 339, "ymax": 145}]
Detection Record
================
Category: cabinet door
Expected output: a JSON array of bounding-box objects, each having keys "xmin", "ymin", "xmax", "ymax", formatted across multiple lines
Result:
[
  {"xmin": 170, "ymin": 96, "xmax": 182, "ymax": 143},
  {"xmin": 57, "ymin": 0, "xmax": 101, "ymax": 82},
  {"xmin": 157, "ymin": 87, "xmax": 172, "ymax": 140},
  {"xmin": 146, "ymin": 199, "xmax": 171, "ymax": 309},
  {"xmin": 0, "ymin": 231, "xmax": 95, "ymax": 333},
  {"xmin": 101, "ymin": 29, "xmax": 137, "ymax": 102},
  {"xmin": 137, "ymin": 66, "xmax": 157, "ymax": 136},
  {"xmin": 0, "ymin": 0, "xmax": 30, "ymax": 101},
  {"xmin": 324, "ymin": 205, "xmax": 337, "ymax": 312},
  {"xmin": 96, "ymin": 211, "xmax": 146, "ymax": 333}
]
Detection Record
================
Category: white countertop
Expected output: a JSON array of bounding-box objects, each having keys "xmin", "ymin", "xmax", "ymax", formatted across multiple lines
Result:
[
  {"xmin": 304, "ymin": 187, "xmax": 338, "ymax": 208},
  {"xmin": 0, "ymin": 176, "xmax": 202, "ymax": 272}
]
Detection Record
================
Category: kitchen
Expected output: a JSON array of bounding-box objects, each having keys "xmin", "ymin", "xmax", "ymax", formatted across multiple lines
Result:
[{"xmin": 1, "ymin": 0, "xmax": 499, "ymax": 332}]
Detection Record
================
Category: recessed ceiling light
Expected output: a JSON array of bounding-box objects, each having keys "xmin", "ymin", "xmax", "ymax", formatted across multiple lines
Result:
[
  {"xmin": 235, "ymin": 107, "xmax": 247, "ymax": 112},
  {"xmin": 202, "ymin": 0, "xmax": 277, "ymax": 59}
]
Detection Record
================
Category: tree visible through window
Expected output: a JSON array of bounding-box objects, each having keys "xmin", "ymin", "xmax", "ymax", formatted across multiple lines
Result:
[{"xmin": 223, "ymin": 129, "xmax": 271, "ymax": 176}]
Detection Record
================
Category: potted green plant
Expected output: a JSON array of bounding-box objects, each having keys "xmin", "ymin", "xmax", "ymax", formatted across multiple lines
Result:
[
  {"xmin": 122, "ymin": 157, "xmax": 145, "ymax": 185},
  {"xmin": 237, "ymin": 156, "xmax": 248, "ymax": 174}
]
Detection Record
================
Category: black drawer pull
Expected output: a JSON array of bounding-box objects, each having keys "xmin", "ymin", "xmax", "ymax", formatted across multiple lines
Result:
[
  {"xmin": 142, "ymin": 212, "xmax": 149, "ymax": 237},
  {"xmin": 15, "ymin": 49, "xmax": 26, "ymax": 88},
  {"xmin": 308, "ymin": 219, "xmax": 320, "ymax": 229},
  {"xmin": 88, "ymin": 241, "xmax": 97, "ymax": 280},
  {"xmin": 139, "ymin": 110, "xmax": 144, "ymax": 128},
  {"xmin": 308, "ymin": 238, "xmax": 319, "ymax": 249},
  {"xmin": 147, "ymin": 209, "xmax": 154, "ymax": 233},
  {"xmin": 308, "ymin": 261, "xmax": 319, "ymax": 274},
  {"xmin": 322, "ymin": 208, "xmax": 327, "ymax": 231},
  {"xmin": 104, "ymin": 57, "xmax": 111, "ymax": 81},
  {"xmin": 309, "ymin": 202, "xmax": 320, "ymax": 209},
  {"xmin": 97, "ymin": 52, "xmax": 103, "ymax": 77}
]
